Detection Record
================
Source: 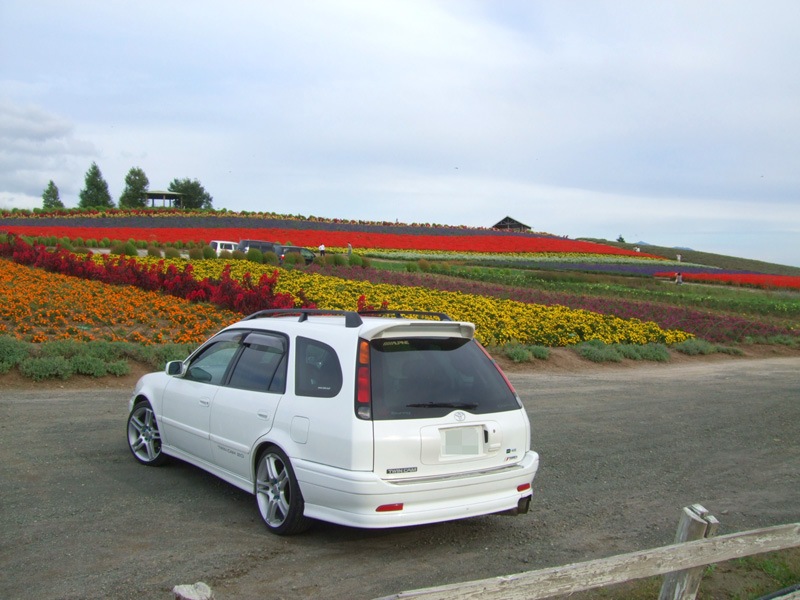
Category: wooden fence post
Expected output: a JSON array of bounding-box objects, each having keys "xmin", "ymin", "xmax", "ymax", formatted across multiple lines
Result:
[{"xmin": 659, "ymin": 504, "xmax": 720, "ymax": 600}]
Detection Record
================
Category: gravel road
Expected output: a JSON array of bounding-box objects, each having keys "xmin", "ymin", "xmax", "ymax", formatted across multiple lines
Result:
[{"xmin": 1, "ymin": 356, "xmax": 798, "ymax": 600}]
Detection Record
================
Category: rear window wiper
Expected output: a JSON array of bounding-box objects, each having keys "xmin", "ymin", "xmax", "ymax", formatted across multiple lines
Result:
[{"xmin": 406, "ymin": 402, "xmax": 478, "ymax": 410}]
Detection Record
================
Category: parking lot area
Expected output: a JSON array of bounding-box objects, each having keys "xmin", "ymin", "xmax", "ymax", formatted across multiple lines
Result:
[{"xmin": 1, "ymin": 357, "xmax": 798, "ymax": 599}]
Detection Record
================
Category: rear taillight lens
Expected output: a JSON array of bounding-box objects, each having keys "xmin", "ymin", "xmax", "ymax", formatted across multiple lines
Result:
[
  {"xmin": 476, "ymin": 340, "xmax": 517, "ymax": 395},
  {"xmin": 355, "ymin": 339, "xmax": 371, "ymax": 419}
]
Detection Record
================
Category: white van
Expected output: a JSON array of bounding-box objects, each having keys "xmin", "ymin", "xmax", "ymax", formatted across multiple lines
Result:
[{"xmin": 209, "ymin": 240, "xmax": 238, "ymax": 256}]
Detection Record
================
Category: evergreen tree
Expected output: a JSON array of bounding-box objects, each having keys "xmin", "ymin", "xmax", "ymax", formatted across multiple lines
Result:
[
  {"xmin": 118, "ymin": 167, "xmax": 150, "ymax": 209},
  {"xmin": 168, "ymin": 178, "xmax": 213, "ymax": 209},
  {"xmin": 78, "ymin": 162, "xmax": 114, "ymax": 209},
  {"xmin": 41, "ymin": 180, "xmax": 64, "ymax": 209}
]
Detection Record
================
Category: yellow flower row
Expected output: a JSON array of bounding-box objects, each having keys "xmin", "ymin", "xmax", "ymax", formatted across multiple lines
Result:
[{"xmin": 145, "ymin": 258, "xmax": 692, "ymax": 347}]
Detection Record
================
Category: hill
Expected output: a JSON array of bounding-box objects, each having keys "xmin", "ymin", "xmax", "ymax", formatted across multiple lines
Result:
[{"xmin": 579, "ymin": 238, "xmax": 800, "ymax": 276}]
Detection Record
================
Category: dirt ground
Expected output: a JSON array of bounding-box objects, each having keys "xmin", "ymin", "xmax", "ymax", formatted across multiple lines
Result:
[{"xmin": 1, "ymin": 349, "xmax": 799, "ymax": 600}]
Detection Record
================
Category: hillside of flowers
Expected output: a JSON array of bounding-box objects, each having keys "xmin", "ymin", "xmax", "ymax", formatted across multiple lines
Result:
[
  {"xmin": 0, "ymin": 235, "xmax": 692, "ymax": 347},
  {"xmin": 1, "ymin": 208, "xmax": 797, "ymax": 353}
]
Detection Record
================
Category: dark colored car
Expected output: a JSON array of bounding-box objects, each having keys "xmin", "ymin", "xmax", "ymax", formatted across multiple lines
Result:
[
  {"xmin": 282, "ymin": 246, "xmax": 316, "ymax": 264},
  {"xmin": 237, "ymin": 240, "xmax": 283, "ymax": 256}
]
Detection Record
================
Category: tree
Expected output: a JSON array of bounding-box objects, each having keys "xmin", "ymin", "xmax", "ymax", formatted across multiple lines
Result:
[
  {"xmin": 41, "ymin": 180, "xmax": 64, "ymax": 209},
  {"xmin": 78, "ymin": 162, "xmax": 114, "ymax": 209},
  {"xmin": 118, "ymin": 167, "xmax": 150, "ymax": 209},
  {"xmin": 617, "ymin": 235, "xmax": 626, "ymax": 243},
  {"xmin": 168, "ymin": 178, "xmax": 213, "ymax": 209}
]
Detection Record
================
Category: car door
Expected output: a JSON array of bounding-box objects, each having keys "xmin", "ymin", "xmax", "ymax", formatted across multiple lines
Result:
[
  {"xmin": 160, "ymin": 333, "xmax": 242, "ymax": 462},
  {"xmin": 209, "ymin": 332, "xmax": 289, "ymax": 479}
]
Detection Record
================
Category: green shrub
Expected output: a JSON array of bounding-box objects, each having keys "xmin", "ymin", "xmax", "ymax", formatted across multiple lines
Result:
[
  {"xmin": 18, "ymin": 355, "xmax": 74, "ymax": 381},
  {"xmin": 331, "ymin": 254, "xmax": 347, "ymax": 266},
  {"xmin": 405, "ymin": 262, "xmax": 421, "ymax": 272},
  {"xmin": 201, "ymin": 245, "xmax": 216, "ymax": 259},
  {"xmin": 574, "ymin": 341, "xmax": 623, "ymax": 363},
  {"xmin": 188, "ymin": 247, "xmax": 204, "ymax": 260},
  {"xmin": 418, "ymin": 259, "xmax": 431, "ymax": 272},
  {"xmin": 283, "ymin": 252, "xmax": 305, "ymax": 266},
  {"xmin": 0, "ymin": 336, "xmax": 29, "ymax": 373},
  {"xmin": 231, "ymin": 250, "xmax": 247, "ymax": 260},
  {"xmin": 674, "ymin": 339, "xmax": 718, "ymax": 356},
  {"xmin": 147, "ymin": 245, "xmax": 163, "ymax": 258},
  {"xmin": 110, "ymin": 241, "xmax": 138, "ymax": 256},
  {"xmin": 219, "ymin": 250, "xmax": 233, "ymax": 259},
  {"xmin": 246, "ymin": 248, "xmax": 265, "ymax": 263},
  {"xmin": 502, "ymin": 342, "xmax": 549, "ymax": 362},
  {"xmin": 637, "ymin": 343, "xmax": 671, "ymax": 362},
  {"xmin": 262, "ymin": 251, "xmax": 279, "ymax": 265},
  {"xmin": 528, "ymin": 345, "xmax": 550, "ymax": 360},
  {"xmin": 716, "ymin": 345, "xmax": 744, "ymax": 356},
  {"xmin": 504, "ymin": 343, "xmax": 532, "ymax": 363},
  {"xmin": 616, "ymin": 344, "xmax": 644, "ymax": 360},
  {"xmin": 348, "ymin": 254, "xmax": 364, "ymax": 268},
  {"xmin": 57, "ymin": 237, "xmax": 74, "ymax": 251},
  {"xmin": 100, "ymin": 237, "xmax": 111, "ymax": 248},
  {"xmin": 73, "ymin": 237, "xmax": 84, "ymax": 247},
  {"xmin": 164, "ymin": 247, "xmax": 181, "ymax": 259},
  {"xmin": 70, "ymin": 354, "xmax": 109, "ymax": 377},
  {"xmin": 139, "ymin": 343, "xmax": 194, "ymax": 369},
  {"xmin": 39, "ymin": 339, "xmax": 83, "ymax": 358},
  {"xmin": 106, "ymin": 360, "xmax": 131, "ymax": 377}
]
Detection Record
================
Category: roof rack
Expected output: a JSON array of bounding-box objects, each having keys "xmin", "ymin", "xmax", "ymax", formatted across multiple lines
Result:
[
  {"xmin": 243, "ymin": 309, "xmax": 363, "ymax": 328},
  {"xmin": 357, "ymin": 310, "xmax": 452, "ymax": 321}
]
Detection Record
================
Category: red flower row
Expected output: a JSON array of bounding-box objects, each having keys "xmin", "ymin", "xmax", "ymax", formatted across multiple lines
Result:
[
  {"xmin": 656, "ymin": 271, "xmax": 800, "ymax": 291},
  {"xmin": 2, "ymin": 225, "xmax": 656, "ymax": 257}
]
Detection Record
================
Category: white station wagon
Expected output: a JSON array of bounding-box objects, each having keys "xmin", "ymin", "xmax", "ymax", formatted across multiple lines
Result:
[{"xmin": 127, "ymin": 309, "xmax": 539, "ymax": 535}]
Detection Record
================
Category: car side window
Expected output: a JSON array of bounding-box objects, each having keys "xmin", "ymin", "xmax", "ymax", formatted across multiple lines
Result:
[
  {"xmin": 184, "ymin": 339, "xmax": 240, "ymax": 385},
  {"xmin": 227, "ymin": 332, "xmax": 288, "ymax": 394},
  {"xmin": 295, "ymin": 336, "xmax": 343, "ymax": 398}
]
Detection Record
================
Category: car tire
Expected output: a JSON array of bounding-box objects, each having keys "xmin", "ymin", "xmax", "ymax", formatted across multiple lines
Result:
[
  {"xmin": 126, "ymin": 401, "xmax": 167, "ymax": 466},
  {"xmin": 255, "ymin": 446, "xmax": 312, "ymax": 535}
]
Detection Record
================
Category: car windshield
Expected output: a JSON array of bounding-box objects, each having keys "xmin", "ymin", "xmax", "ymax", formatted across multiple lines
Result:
[{"xmin": 369, "ymin": 337, "xmax": 521, "ymax": 420}]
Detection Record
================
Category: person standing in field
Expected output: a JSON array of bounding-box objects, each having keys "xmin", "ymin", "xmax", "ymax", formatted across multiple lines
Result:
[{"xmin": 318, "ymin": 243, "xmax": 326, "ymax": 256}]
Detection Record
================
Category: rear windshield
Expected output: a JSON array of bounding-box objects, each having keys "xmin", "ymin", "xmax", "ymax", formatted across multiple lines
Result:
[{"xmin": 369, "ymin": 337, "xmax": 521, "ymax": 420}]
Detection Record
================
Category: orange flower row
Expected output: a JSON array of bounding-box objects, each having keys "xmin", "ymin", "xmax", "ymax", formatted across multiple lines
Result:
[{"xmin": 0, "ymin": 257, "xmax": 239, "ymax": 345}]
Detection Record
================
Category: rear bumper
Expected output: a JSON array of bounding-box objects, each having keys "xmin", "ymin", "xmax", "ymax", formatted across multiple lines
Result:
[{"xmin": 294, "ymin": 450, "xmax": 540, "ymax": 529}]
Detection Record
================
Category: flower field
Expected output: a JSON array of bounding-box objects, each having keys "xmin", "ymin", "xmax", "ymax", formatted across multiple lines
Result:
[
  {"xmin": 0, "ymin": 222, "xmax": 655, "ymax": 256},
  {"xmin": 0, "ymin": 238, "xmax": 692, "ymax": 347},
  {"xmin": 1, "ymin": 208, "xmax": 798, "ymax": 352},
  {"xmin": 655, "ymin": 271, "xmax": 800, "ymax": 291},
  {"xmin": 0, "ymin": 258, "xmax": 240, "ymax": 345}
]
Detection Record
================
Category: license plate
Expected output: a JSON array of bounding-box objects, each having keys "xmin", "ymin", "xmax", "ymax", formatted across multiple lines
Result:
[{"xmin": 442, "ymin": 426, "xmax": 481, "ymax": 456}]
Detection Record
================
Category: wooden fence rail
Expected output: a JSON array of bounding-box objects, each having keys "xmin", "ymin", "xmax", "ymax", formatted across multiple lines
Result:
[{"xmin": 376, "ymin": 509, "xmax": 800, "ymax": 600}]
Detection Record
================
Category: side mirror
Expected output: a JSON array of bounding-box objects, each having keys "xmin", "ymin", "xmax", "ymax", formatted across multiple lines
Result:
[{"xmin": 166, "ymin": 360, "xmax": 184, "ymax": 376}]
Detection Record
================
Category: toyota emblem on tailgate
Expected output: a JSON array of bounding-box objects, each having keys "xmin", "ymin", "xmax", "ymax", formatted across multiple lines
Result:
[{"xmin": 454, "ymin": 411, "xmax": 466, "ymax": 422}]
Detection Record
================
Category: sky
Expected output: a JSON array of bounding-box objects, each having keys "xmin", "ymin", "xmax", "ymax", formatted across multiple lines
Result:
[{"xmin": 1, "ymin": 1, "xmax": 799, "ymax": 267}]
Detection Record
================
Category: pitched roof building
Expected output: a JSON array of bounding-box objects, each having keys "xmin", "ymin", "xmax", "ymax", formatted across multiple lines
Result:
[{"xmin": 492, "ymin": 216, "xmax": 531, "ymax": 232}]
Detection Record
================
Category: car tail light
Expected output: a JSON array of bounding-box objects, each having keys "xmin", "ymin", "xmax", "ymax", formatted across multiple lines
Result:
[
  {"xmin": 376, "ymin": 503, "xmax": 404, "ymax": 512},
  {"xmin": 517, "ymin": 483, "xmax": 531, "ymax": 493},
  {"xmin": 355, "ymin": 339, "xmax": 371, "ymax": 419},
  {"xmin": 476, "ymin": 340, "xmax": 517, "ymax": 395}
]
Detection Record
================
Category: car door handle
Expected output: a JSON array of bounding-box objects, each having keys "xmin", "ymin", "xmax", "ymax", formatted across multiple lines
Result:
[
  {"xmin": 257, "ymin": 411, "xmax": 270, "ymax": 421},
  {"xmin": 199, "ymin": 398, "xmax": 210, "ymax": 407}
]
